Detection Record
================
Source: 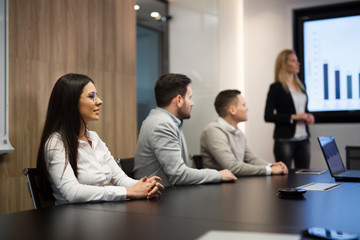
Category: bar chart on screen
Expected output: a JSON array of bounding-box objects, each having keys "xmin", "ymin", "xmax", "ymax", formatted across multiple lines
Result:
[{"xmin": 304, "ymin": 15, "xmax": 360, "ymax": 112}]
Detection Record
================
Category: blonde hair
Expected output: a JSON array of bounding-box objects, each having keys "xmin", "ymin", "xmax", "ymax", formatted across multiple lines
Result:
[{"xmin": 274, "ymin": 49, "xmax": 305, "ymax": 92}]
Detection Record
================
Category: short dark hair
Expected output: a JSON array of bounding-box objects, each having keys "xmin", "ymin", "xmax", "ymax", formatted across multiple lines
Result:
[
  {"xmin": 155, "ymin": 73, "xmax": 192, "ymax": 107},
  {"xmin": 214, "ymin": 89, "xmax": 241, "ymax": 117}
]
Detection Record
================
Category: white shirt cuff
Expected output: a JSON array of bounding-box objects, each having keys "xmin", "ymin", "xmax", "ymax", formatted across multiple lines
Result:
[
  {"xmin": 103, "ymin": 185, "xmax": 128, "ymax": 201},
  {"xmin": 266, "ymin": 164, "xmax": 272, "ymax": 175}
]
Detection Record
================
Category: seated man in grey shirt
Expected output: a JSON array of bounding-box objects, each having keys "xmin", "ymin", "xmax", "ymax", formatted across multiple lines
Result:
[
  {"xmin": 200, "ymin": 90, "xmax": 288, "ymax": 176},
  {"xmin": 134, "ymin": 74, "xmax": 237, "ymax": 187}
]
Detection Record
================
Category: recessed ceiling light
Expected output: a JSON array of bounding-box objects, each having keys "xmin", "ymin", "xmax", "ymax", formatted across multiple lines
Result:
[
  {"xmin": 150, "ymin": 12, "xmax": 160, "ymax": 18},
  {"xmin": 134, "ymin": 4, "xmax": 140, "ymax": 10},
  {"xmin": 150, "ymin": 12, "xmax": 161, "ymax": 20}
]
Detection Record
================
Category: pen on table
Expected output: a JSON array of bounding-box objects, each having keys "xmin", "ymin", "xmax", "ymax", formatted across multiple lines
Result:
[{"xmin": 324, "ymin": 184, "xmax": 342, "ymax": 191}]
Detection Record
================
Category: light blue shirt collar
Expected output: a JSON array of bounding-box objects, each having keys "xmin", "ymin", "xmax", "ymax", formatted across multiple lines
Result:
[{"xmin": 157, "ymin": 107, "xmax": 183, "ymax": 130}]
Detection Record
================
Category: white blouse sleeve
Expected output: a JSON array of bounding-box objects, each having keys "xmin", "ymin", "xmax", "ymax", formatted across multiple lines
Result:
[
  {"xmin": 97, "ymin": 136, "xmax": 139, "ymax": 186},
  {"xmin": 45, "ymin": 134, "xmax": 133, "ymax": 203}
]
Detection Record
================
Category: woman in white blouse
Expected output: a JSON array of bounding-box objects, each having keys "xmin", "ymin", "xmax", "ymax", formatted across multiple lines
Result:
[
  {"xmin": 37, "ymin": 73, "xmax": 163, "ymax": 205},
  {"xmin": 264, "ymin": 50, "xmax": 315, "ymax": 169}
]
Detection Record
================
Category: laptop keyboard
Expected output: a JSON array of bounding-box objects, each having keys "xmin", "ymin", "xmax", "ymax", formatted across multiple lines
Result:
[{"xmin": 338, "ymin": 171, "xmax": 360, "ymax": 177}]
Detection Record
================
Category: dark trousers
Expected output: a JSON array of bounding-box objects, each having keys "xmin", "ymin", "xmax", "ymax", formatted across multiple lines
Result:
[{"xmin": 274, "ymin": 139, "xmax": 310, "ymax": 169}]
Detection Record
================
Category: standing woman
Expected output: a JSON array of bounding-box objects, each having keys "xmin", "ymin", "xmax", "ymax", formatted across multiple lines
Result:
[
  {"xmin": 37, "ymin": 73, "xmax": 163, "ymax": 205},
  {"xmin": 264, "ymin": 49, "xmax": 315, "ymax": 169}
]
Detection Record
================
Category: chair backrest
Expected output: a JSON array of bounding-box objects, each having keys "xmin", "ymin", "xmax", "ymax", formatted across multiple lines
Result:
[
  {"xmin": 346, "ymin": 146, "xmax": 360, "ymax": 170},
  {"xmin": 22, "ymin": 168, "xmax": 55, "ymax": 209},
  {"xmin": 191, "ymin": 155, "xmax": 203, "ymax": 169},
  {"xmin": 115, "ymin": 158, "xmax": 135, "ymax": 178}
]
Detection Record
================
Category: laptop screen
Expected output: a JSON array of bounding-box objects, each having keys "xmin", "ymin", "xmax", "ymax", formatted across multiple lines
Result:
[{"xmin": 318, "ymin": 136, "xmax": 346, "ymax": 174}]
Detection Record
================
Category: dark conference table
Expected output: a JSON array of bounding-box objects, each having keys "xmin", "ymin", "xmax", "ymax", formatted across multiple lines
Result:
[{"xmin": 1, "ymin": 170, "xmax": 360, "ymax": 240}]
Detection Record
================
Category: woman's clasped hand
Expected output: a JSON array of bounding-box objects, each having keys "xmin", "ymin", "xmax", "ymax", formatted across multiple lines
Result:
[{"xmin": 126, "ymin": 176, "xmax": 164, "ymax": 200}]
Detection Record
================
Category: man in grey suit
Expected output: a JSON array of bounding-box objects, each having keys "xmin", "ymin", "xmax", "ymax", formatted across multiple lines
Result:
[
  {"xmin": 200, "ymin": 90, "xmax": 288, "ymax": 177},
  {"xmin": 134, "ymin": 74, "xmax": 237, "ymax": 187}
]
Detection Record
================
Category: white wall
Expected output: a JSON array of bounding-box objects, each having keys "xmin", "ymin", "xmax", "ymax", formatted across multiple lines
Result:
[
  {"xmin": 169, "ymin": 0, "xmax": 221, "ymax": 155},
  {"xmin": 169, "ymin": 0, "xmax": 245, "ymax": 155},
  {"xmin": 169, "ymin": 0, "xmax": 360, "ymax": 168}
]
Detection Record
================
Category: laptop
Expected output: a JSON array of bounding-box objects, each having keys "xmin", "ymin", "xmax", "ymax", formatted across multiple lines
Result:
[{"xmin": 318, "ymin": 136, "xmax": 360, "ymax": 182}]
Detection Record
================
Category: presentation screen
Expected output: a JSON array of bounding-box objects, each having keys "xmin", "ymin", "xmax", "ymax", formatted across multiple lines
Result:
[{"xmin": 294, "ymin": 2, "xmax": 360, "ymax": 123}]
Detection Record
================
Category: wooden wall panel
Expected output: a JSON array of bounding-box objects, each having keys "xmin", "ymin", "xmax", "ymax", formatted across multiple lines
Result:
[{"xmin": 0, "ymin": 0, "xmax": 137, "ymax": 214}]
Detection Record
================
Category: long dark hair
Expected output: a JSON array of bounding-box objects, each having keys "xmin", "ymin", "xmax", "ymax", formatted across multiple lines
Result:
[{"xmin": 37, "ymin": 73, "xmax": 93, "ymax": 188}]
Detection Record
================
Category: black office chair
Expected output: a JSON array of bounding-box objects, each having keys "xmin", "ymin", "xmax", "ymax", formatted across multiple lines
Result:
[
  {"xmin": 191, "ymin": 155, "xmax": 203, "ymax": 169},
  {"xmin": 22, "ymin": 168, "xmax": 55, "ymax": 209},
  {"xmin": 115, "ymin": 158, "xmax": 135, "ymax": 178},
  {"xmin": 346, "ymin": 146, "xmax": 360, "ymax": 170}
]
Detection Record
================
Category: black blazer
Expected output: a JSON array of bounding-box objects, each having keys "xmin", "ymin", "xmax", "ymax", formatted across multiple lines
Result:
[{"xmin": 264, "ymin": 82, "xmax": 310, "ymax": 139}]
